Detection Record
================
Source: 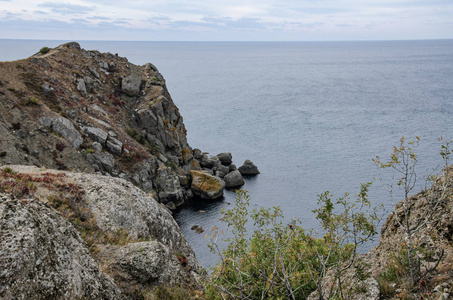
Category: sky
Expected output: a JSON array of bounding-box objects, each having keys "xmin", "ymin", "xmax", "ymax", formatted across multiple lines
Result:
[{"xmin": 0, "ymin": 0, "xmax": 452, "ymax": 41}]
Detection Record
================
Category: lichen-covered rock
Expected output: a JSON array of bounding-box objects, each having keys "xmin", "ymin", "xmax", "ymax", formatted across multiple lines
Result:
[
  {"xmin": 238, "ymin": 159, "xmax": 260, "ymax": 175},
  {"xmin": 155, "ymin": 166, "xmax": 185, "ymax": 208},
  {"xmin": 0, "ymin": 194, "xmax": 125, "ymax": 299},
  {"xmin": 68, "ymin": 171, "xmax": 194, "ymax": 255},
  {"xmin": 1, "ymin": 165, "xmax": 201, "ymax": 298},
  {"xmin": 189, "ymin": 170, "xmax": 225, "ymax": 199},
  {"xmin": 103, "ymin": 241, "xmax": 198, "ymax": 288}
]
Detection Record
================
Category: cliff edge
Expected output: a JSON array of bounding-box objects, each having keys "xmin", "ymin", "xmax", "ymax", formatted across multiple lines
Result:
[{"xmin": 0, "ymin": 42, "xmax": 249, "ymax": 209}]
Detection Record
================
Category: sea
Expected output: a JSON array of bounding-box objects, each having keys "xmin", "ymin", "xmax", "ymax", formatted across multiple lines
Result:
[{"xmin": 1, "ymin": 39, "xmax": 453, "ymax": 268}]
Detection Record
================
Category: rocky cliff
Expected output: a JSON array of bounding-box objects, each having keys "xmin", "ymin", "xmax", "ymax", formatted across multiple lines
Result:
[
  {"xmin": 0, "ymin": 42, "xmax": 260, "ymax": 299},
  {"xmin": 0, "ymin": 42, "xmax": 251, "ymax": 210},
  {"xmin": 0, "ymin": 165, "xmax": 200, "ymax": 299}
]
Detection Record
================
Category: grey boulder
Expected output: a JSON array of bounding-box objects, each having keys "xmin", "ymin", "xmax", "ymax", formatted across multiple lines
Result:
[
  {"xmin": 87, "ymin": 152, "xmax": 115, "ymax": 173},
  {"xmin": 213, "ymin": 164, "xmax": 230, "ymax": 178},
  {"xmin": 121, "ymin": 75, "xmax": 142, "ymax": 96},
  {"xmin": 77, "ymin": 78, "xmax": 87, "ymax": 97},
  {"xmin": 238, "ymin": 159, "xmax": 260, "ymax": 175},
  {"xmin": 39, "ymin": 116, "xmax": 83, "ymax": 149},
  {"xmin": 200, "ymin": 154, "xmax": 220, "ymax": 169},
  {"xmin": 216, "ymin": 152, "xmax": 232, "ymax": 165},
  {"xmin": 106, "ymin": 241, "xmax": 197, "ymax": 287},
  {"xmin": 83, "ymin": 126, "xmax": 108, "ymax": 145},
  {"xmin": 224, "ymin": 170, "xmax": 245, "ymax": 188},
  {"xmin": 106, "ymin": 137, "xmax": 123, "ymax": 156}
]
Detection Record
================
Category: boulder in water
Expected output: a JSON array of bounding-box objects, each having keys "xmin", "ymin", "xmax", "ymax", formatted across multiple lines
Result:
[{"xmin": 238, "ymin": 159, "xmax": 260, "ymax": 175}]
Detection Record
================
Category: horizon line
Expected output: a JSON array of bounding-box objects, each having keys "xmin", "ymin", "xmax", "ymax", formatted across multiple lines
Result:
[{"xmin": 1, "ymin": 38, "xmax": 452, "ymax": 43}]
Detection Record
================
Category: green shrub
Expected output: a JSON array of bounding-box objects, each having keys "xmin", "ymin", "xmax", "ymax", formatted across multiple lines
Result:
[
  {"xmin": 205, "ymin": 188, "xmax": 380, "ymax": 300},
  {"xmin": 3, "ymin": 167, "xmax": 14, "ymax": 174},
  {"xmin": 85, "ymin": 148, "xmax": 95, "ymax": 154},
  {"xmin": 39, "ymin": 47, "xmax": 51, "ymax": 54},
  {"xmin": 166, "ymin": 160, "xmax": 177, "ymax": 170},
  {"xmin": 148, "ymin": 143, "xmax": 159, "ymax": 155},
  {"xmin": 126, "ymin": 128, "xmax": 145, "ymax": 144},
  {"xmin": 25, "ymin": 96, "xmax": 39, "ymax": 106}
]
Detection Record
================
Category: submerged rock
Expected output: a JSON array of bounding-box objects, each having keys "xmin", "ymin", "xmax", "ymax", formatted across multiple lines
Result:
[{"xmin": 191, "ymin": 225, "xmax": 205, "ymax": 234}]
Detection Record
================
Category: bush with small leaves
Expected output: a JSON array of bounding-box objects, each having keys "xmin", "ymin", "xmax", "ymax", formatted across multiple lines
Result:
[
  {"xmin": 205, "ymin": 187, "xmax": 380, "ymax": 300},
  {"xmin": 39, "ymin": 47, "xmax": 51, "ymax": 54}
]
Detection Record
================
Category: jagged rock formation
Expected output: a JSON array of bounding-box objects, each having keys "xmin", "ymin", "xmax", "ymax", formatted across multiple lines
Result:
[
  {"xmin": 0, "ymin": 165, "xmax": 200, "ymax": 299},
  {"xmin": 0, "ymin": 43, "xmax": 260, "ymax": 299},
  {"xmin": 0, "ymin": 42, "xmax": 253, "ymax": 207}
]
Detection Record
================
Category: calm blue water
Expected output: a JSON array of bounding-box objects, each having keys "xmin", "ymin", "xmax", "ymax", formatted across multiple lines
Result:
[{"xmin": 2, "ymin": 39, "xmax": 453, "ymax": 268}]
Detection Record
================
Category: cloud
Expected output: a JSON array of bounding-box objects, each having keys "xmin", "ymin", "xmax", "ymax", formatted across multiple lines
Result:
[
  {"xmin": 37, "ymin": 2, "xmax": 95, "ymax": 15},
  {"xmin": 70, "ymin": 18, "xmax": 90, "ymax": 24},
  {"xmin": 88, "ymin": 16, "xmax": 110, "ymax": 20},
  {"xmin": 336, "ymin": 24, "xmax": 353, "ymax": 28},
  {"xmin": 0, "ymin": 0, "xmax": 451, "ymax": 40},
  {"xmin": 1, "ymin": 10, "xmax": 20, "ymax": 19}
]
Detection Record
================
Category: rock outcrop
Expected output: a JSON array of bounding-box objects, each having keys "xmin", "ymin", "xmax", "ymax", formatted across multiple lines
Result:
[
  {"xmin": 0, "ymin": 194, "xmax": 125, "ymax": 300},
  {"xmin": 0, "ymin": 42, "xmax": 258, "ymax": 209},
  {"xmin": 0, "ymin": 165, "xmax": 200, "ymax": 299}
]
